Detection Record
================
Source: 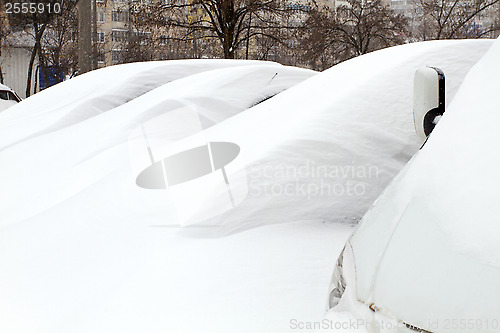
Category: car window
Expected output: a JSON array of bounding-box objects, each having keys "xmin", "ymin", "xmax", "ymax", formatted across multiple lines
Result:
[{"xmin": 0, "ymin": 90, "xmax": 19, "ymax": 102}]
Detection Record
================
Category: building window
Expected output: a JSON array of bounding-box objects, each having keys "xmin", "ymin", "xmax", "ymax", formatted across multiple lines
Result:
[
  {"xmin": 132, "ymin": 31, "xmax": 151, "ymax": 45},
  {"xmin": 112, "ymin": 50, "xmax": 124, "ymax": 63},
  {"xmin": 112, "ymin": 10, "xmax": 129, "ymax": 22},
  {"xmin": 97, "ymin": 11, "xmax": 105, "ymax": 22},
  {"xmin": 112, "ymin": 29, "xmax": 128, "ymax": 42},
  {"xmin": 97, "ymin": 31, "xmax": 105, "ymax": 43},
  {"xmin": 97, "ymin": 49, "xmax": 105, "ymax": 63}
]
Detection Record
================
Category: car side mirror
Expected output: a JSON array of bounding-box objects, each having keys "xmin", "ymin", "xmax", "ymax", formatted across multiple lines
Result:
[{"xmin": 413, "ymin": 67, "xmax": 445, "ymax": 143}]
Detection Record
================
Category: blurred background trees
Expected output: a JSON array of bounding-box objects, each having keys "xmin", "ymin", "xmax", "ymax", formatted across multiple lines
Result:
[
  {"xmin": 0, "ymin": 0, "xmax": 499, "ymax": 96},
  {"xmin": 412, "ymin": 0, "xmax": 500, "ymax": 39},
  {"xmin": 1, "ymin": 0, "xmax": 78, "ymax": 95},
  {"xmin": 129, "ymin": 0, "xmax": 306, "ymax": 60},
  {"xmin": 298, "ymin": 0, "xmax": 408, "ymax": 69}
]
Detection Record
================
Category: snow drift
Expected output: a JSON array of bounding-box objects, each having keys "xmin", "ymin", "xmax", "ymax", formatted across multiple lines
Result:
[
  {"xmin": 0, "ymin": 40, "xmax": 494, "ymax": 333},
  {"xmin": 167, "ymin": 39, "xmax": 494, "ymax": 232}
]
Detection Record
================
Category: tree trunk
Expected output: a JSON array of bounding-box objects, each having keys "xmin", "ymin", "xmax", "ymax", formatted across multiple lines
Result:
[
  {"xmin": 26, "ymin": 45, "xmax": 38, "ymax": 97},
  {"xmin": 223, "ymin": 34, "xmax": 235, "ymax": 59},
  {"xmin": 35, "ymin": 23, "xmax": 50, "ymax": 90},
  {"xmin": 224, "ymin": 48, "xmax": 235, "ymax": 59}
]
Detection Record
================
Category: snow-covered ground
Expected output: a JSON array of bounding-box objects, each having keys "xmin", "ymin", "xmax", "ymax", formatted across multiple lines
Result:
[{"xmin": 0, "ymin": 40, "xmax": 494, "ymax": 333}]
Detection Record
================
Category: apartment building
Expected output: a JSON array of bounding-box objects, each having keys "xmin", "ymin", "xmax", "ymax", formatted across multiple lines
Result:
[
  {"xmin": 94, "ymin": 0, "xmax": 335, "ymax": 66},
  {"xmin": 95, "ymin": 0, "xmax": 132, "ymax": 67}
]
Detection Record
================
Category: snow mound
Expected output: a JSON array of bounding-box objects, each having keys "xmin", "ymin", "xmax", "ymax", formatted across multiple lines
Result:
[
  {"xmin": 0, "ymin": 59, "xmax": 311, "ymax": 150},
  {"xmin": 178, "ymin": 39, "xmax": 493, "ymax": 232},
  {"xmin": 0, "ymin": 60, "xmax": 315, "ymax": 227},
  {"xmin": 0, "ymin": 40, "xmax": 494, "ymax": 333}
]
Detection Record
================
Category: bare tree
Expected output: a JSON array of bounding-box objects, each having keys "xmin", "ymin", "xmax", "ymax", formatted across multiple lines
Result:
[
  {"xmin": 299, "ymin": 0, "xmax": 408, "ymax": 69},
  {"xmin": 4, "ymin": 0, "xmax": 68, "ymax": 95},
  {"xmin": 412, "ymin": 0, "xmax": 500, "ymax": 39},
  {"xmin": 337, "ymin": 0, "xmax": 408, "ymax": 55},
  {"xmin": 42, "ymin": 1, "xmax": 79, "ymax": 79},
  {"xmin": 7, "ymin": 16, "xmax": 50, "ymax": 96},
  {"xmin": 122, "ymin": 31, "xmax": 155, "ymax": 63},
  {"xmin": 130, "ymin": 0, "xmax": 306, "ymax": 60},
  {"xmin": 3, "ymin": 0, "xmax": 79, "ymax": 95}
]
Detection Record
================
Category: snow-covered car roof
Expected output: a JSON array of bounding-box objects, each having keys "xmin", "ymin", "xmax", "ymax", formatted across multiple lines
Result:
[
  {"xmin": 0, "ymin": 83, "xmax": 13, "ymax": 91},
  {"xmin": 0, "ymin": 41, "xmax": 495, "ymax": 333},
  {"xmin": 0, "ymin": 83, "xmax": 21, "ymax": 112}
]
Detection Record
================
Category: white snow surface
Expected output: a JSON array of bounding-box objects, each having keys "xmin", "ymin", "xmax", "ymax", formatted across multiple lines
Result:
[
  {"xmin": 171, "ymin": 39, "xmax": 493, "ymax": 232},
  {"xmin": 0, "ymin": 99, "xmax": 17, "ymax": 112},
  {"xmin": 0, "ymin": 40, "xmax": 494, "ymax": 333},
  {"xmin": 364, "ymin": 36, "xmax": 500, "ymax": 268},
  {"xmin": 319, "ymin": 37, "xmax": 500, "ymax": 332},
  {"xmin": 416, "ymin": 38, "xmax": 500, "ymax": 268},
  {"xmin": 0, "ymin": 83, "xmax": 12, "ymax": 90}
]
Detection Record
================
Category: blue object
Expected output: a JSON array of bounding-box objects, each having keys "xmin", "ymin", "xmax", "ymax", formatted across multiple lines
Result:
[{"xmin": 39, "ymin": 66, "xmax": 64, "ymax": 90}]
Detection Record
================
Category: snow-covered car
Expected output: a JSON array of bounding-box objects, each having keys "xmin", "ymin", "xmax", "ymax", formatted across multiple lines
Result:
[
  {"xmin": 0, "ymin": 41, "xmax": 494, "ymax": 333},
  {"xmin": 325, "ymin": 39, "xmax": 500, "ymax": 332},
  {"xmin": 0, "ymin": 83, "xmax": 21, "ymax": 112}
]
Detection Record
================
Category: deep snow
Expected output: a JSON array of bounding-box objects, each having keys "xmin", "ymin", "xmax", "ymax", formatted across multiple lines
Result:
[
  {"xmin": 0, "ymin": 40, "xmax": 495, "ymax": 333},
  {"xmin": 323, "ymin": 36, "xmax": 500, "ymax": 333}
]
